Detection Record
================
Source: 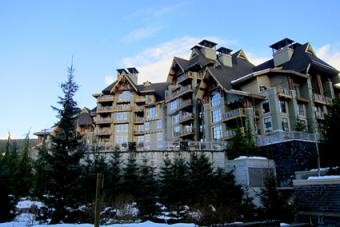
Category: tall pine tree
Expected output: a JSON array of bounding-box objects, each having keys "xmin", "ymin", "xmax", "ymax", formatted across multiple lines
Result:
[{"xmin": 37, "ymin": 65, "xmax": 85, "ymax": 223}]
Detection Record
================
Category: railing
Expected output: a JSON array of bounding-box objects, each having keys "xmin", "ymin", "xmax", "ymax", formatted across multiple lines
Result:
[
  {"xmin": 94, "ymin": 117, "xmax": 112, "ymax": 124},
  {"xmin": 97, "ymin": 95, "xmax": 114, "ymax": 102},
  {"xmin": 277, "ymin": 87, "xmax": 292, "ymax": 97},
  {"xmin": 256, "ymin": 131, "xmax": 320, "ymax": 147},
  {"xmin": 177, "ymin": 74, "xmax": 189, "ymax": 83},
  {"xmin": 180, "ymin": 112, "xmax": 193, "ymax": 122},
  {"xmin": 134, "ymin": 105, "xmax": 144, "ymax": 112},
  {"xmin": 313, "ymin": 93, "xmax": 326, "ymax": 103},
  {"xmin": 180, "ymin": 127, "xmax": 194, "ymax": 136},
  {"xmin": 224, "ymin": 129, "xmax": 236, "ymax": 139},
  {"xmin": 224, "ymin": 108, "xmax": 244, "ymax": 120},
  {"xmin": 112, "ymin": 104, "xmax": 131, "ymax": 112},
  {"xmin": 135, "ymin": 97, "xmax": 146, "ymax": 103},
  {"xmin": 134, "ymin": 117, "xmax": 144, "ymax": 123},
  {"xmin": 180, "ymin": 99, "xmax": 193, "ymax": 109},
  {"xmin": 97, "ymin": 106, "xmax": 114, "ymax": 112},
  {"xmin": 315, "ymin": 111, "xmax": 325, "ymax": 120},
  {"xmin": 167, "ymin": 85, "xmax": 192, "ymax": 100},
  {"xmin": 95, "ymin": 129, "xmax": 111, "ymax": 135}
]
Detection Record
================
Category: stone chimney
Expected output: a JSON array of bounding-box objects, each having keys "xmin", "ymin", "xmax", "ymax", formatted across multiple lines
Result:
[
  {"xmin": 270, "ymin": 38, "xmax": 294, "ymax": 67},
  {"xmin": 217, "ymin": 47, "xmax": 233, "ymax": 67}
]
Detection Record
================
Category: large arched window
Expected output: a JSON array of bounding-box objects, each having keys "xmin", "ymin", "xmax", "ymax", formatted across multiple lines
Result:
[
  {"xmin": 119, "ymin": 91, "xmax": 132, "ymax": 101},
  {"xmin": 211, "ymin": 92, "xmax": 221, "ymax": 107}
]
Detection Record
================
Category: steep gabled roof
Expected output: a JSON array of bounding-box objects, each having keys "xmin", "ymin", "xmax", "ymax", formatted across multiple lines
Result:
[
  {"xmin": 102, "ymin": 81, "xmax": 117, "ymax": 94},
  {"xmin": 174, "ymin": 57, "xmax": 189, "ymax": 71},
  {"xmin": 137, "ymin": 82, "xmax": 169, "ymax": 101}
]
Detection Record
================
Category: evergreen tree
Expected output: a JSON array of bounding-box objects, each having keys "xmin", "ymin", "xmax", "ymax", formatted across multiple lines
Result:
[
  {"xmin": 159, "ymin": 155, "xmax": 173, "ymax": 207},
  {"xmin": 14, "ymin": 133, "xmax": 33, "ymax": 197},
  {"xmin": 260, "ymin": 173, "xmax": 295, "ymax": 222},
  {"xmin": 33, "ymin": 141, "xmax": 50, "ymax": 198},
  {"xmin": 188, "ymin": 153, "xmax": 214, "ymax": 206},
  {"xmin": 322, "ymin": 97, "xmax": 340, "ymax": 166},
  {"xmin": 137, "ymin": 157, "xmax": 158, "ymax": 219},
  {"xmin": 121, "ymin": 152, "xmax": 139, "ymax": 200},
  {"xmin": 227, "ymin": 121, "xmax": 256, "ymax": 160},
  {"xmin": 105, "ymin": 151, "xmax": 122, "ymax": 203},
  {"xmin": 36, "ymin": 65, "xmax": 85, "ymax": 223}
]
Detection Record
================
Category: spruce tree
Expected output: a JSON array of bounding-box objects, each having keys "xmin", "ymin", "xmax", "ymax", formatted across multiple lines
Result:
[
  {"xmin": 37, "ymin": 65, "xmax": 85, "ymax": 223},
  {"xmin": 159, "ymin": 155, "xmax": 174, "ymax": 207},
  {"xmin": 14, "ymin": 133, "xmax": 33, "ymax": 197},
  {"xmin": 121, "ymin": 152, "xmax": 139, "ymax": 200},
  {"xmin": 105, "ymin": 151, "xmax": 122, "ymax": 203}
]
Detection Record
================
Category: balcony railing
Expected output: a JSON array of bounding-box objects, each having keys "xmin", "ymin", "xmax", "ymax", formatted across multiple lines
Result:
[
  {"xmin": 256, "ymin": 131, "xmax": 320, "ymax": 147},
  {"xmin": 180, "ymin": 127, "xmax": 194, "ymax": 137},
  {"xmin": 112, "ymin": 104, "xmax": 131, "ymax": 112},
  {"xmin": 177, "ymin": 74, "xmax": 189, "ymax": 83},
  {"xmin": 134, "ymin": 105, "xmax": 144, "ymax": 112},
  {"xmin": 94, "ymin": 117, "xmax": 112, "ymax": 124},
  {"xmin": 315, "ymin": 111, "xmax": 325, "ymax": 120},
  {"xmin": 180, "ymin": 112, "xmax": 193, "ymax": 123},
  {"xmin": 223, "ymin": 127, "xmax": 245, "ymax": 139},
  {"xmin": 97, "ymin": 106, "xmax": 114, "ymax": 112},
  {"xmin": 134, "ymin": 117, "xmax": 144, "ymax": 123},
  {"xmin": 95, "ymin": 129, "xmax": 111, "ymax": 136},
  {"xmin": 277, "ymin": 87, "xmax": 292, "ymax": 97},
  {"xmin": 179, "ymin": 99, "xmax": 193, "ymax": 109},
  {"xmin": 97, "ymin": 95, "xmax": 114, "ymax": 102},
  {"xmin": 135, "ymin": 97, "xmax": 146, "ymax": 103},
  {"xmin": 166, "ymin": 85, "xmax": 192, "ymax": 100},
  {"xmin": 224, "ymin": 108, "xmax": 245, "ymax": 121}
]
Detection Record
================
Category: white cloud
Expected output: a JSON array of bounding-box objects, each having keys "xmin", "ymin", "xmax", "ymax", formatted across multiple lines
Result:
[
  {"xmin": 316, "ymin": 44, "xmax": 340, "ymax": 70},
  {"xmin": 123, "ymin": 26, "xmax": 162, "ymax": 43},
  {"xmin": 104, "ymin": 75, "xmax": 116, "ymax": 85},
  {"xmin": 122, "ymin": 36, "xmax": 233, "ymax": 83},
  {"xmin": 246, "ymin": 52, "xmax": 270, "ymax": 65}
]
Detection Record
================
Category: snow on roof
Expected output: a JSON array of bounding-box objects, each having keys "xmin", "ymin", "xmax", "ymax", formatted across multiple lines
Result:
[
  {"xmin": 308, "ymin": 175, "xmax": 340, "ymax": 180},
  {"xmin": 234, "ymin": 156, "xmax": 268, "ymax": 161}
]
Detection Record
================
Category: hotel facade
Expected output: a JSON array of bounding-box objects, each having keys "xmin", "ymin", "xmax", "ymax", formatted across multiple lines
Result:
[{"xmin": 87, "ymin": 38, "xmax": 340, "ymax": 151}]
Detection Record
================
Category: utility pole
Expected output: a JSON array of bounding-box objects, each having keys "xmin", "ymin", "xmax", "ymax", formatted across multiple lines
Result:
[{"xmin": 94, "ymin": 173, "xmax": 103, "ymax": 227}]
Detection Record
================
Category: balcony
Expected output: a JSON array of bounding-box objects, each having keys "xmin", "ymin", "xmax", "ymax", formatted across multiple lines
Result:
[
  {"xmin": 223, "ymin": 127, "xmax": 244, "ymax": 140},
  {"xmin": 97, "ymin": 106, "xmax": 114, "ymax": 113},
  {"xmin": 179, "ymin": 99, "xmax": 193, "ymax": 110},
  {"xmin": 166, "ymin": 85, "xmax": 193, "ymax": 101},
  {"xmin": 177, "ymin": 73, "xmax": 190, "ymax": 83},
  {"xmin": 95, "ymin": 128, "xmax": 111, "ymax": 136},
  {"xmin": 223, "ymin": 108, "xmax": 245, "ymax": 121},
  {"xmin": 134, "ymin": 127, "xmax": 145, "ymax": 135},
  {"xmin": 315, "ymin": 111, "xmax": 325, "ymax": 120},
  {"xmin": 180, "ymin": 112, "xmax": 193, "ymax": 123},
  {"xmin": 134, "ymin": 117, "xmax": 144, "ymax": 124},
  {"xmin": 313, "ymin": 93, "xmax": 332, "ymax": 105},
  {"xmin": 133, "ymin": 105, "xmax": 144, "ymax": 112},
  {"xmin": 277, "ymin": 87, "xmax": 292, "ymax": 98},
  {"xmin": 256, "ymin": 131, "xmax": 320, "ymax": 147},
  {"xmin": 135, "ymin": 96, "xmax": 146, "ymax": 103},
  {"xmin": 180, "ymin": 127, "xmax": 194, "ymax": 137},
  {"xmin": 97, "ymin": 95, "xmax": 114, "ymax": 102},
  {"xmin": 112, "ymin": 104, "xmax": 131, "ymax": 112},
  {"xmin": 94, "ymin": 117, "xmax": 112, "ymax": 124}
]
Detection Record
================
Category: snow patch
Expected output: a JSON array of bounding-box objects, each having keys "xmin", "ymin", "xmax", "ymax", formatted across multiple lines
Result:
[
  {"xmin": 308, "ymin": 175, "xmax": 340, "ymax": 180},
  {"xmin": 16, "ymin": 199, "xmax": 45, "ymax": 209},
  {"xmin": 234, "ymin": 156, "xmax": 268, "ymax": 160}
]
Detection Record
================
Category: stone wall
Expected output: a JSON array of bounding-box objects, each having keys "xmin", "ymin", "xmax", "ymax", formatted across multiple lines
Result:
[
  {"xmin": 293, "ymin": 178, "xmax": 340, "ymax": 225},
  {"xmin": 258, "ymin": 140, "xmax": 318, "ymax": 186}
]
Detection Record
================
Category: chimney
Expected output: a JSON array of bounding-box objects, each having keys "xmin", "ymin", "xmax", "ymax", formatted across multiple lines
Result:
[
  {"xmin": 217, "ymin": 47, "xmax": 233, "ymax": 67},
  {"xmin": 127, "ymin": 67, "xmax": 139, "ymax": 84},
  {"xmin": 270, "ymin": 38, "xmax": 294, "ymax": 67},
  {"xmin": 199, "ymin": 39, "xmax": 217, "ymax": 61}
]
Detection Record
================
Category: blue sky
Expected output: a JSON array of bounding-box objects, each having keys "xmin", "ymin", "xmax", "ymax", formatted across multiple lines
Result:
[{"xmin": 1, "ymin": 0, "xmax": 340, "ymax": 139}]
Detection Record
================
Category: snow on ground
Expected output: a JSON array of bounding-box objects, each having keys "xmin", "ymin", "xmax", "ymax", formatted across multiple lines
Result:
[
  {"xmin": 308, "ymin": 175, "xmax": 340, "ymax": 180},
  {"xmin": 234, "ymin": 156, "xmax": 268, "ymax": 160},
  {"xmin": 0, "ymin": 221, "xmax": 195, "ymax": 227}
]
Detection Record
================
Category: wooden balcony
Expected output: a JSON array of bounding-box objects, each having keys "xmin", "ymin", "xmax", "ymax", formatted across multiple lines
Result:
[
  {"xmin": 313, "ymin": 93, "xmax": 333, "ymax": 105},
  {"xmin": 94, "ymin": 117, "xmax": 112, "ymax": 124},
  {"xmin": 134, "ymin": 117, "xmax": 144, "ymax": 124},
  {"xmin": 95, "ymin": 129, "xmax": 111, "ymax": 136},
  {"xmin": 177, "ymin": 73, "xmax": 191, "ymax": 83},
  {"xmin": 277, "ymin": 87, "xmax": 292, "ymax": 99},
  {"xmin": 223, "ymin": 127, "xmax": 244, "ymax": 140},
  {"xmin": 134, "ymin": 128, "xmax": 145, "ymax": 135},
  {"xmin": 315, "ymin": 111, "xmax": 325, "ymax": 120},
  {"xmin": 112, "ymin": 104, "xmax": 131, "ymax": 112},
  {"xmin": 133, "ymin": 105, "xmax": 144, "ymax": 112},
  {"xmin": 179, "ymin": 99, "xmax": 193, "ymax": 110},
  {"xmin": 223, "ymin": 108, "xmax": 245, "ymax": 122},
  {"xmin": 97, "ymin": 106, "xmax": 114, "ymax": 113},
  {"xmin": 97, "ymin": 95, "xmax": 114, "ymax": 102},
  {"xmin": 166, "ymin": 85, "xmax": 193, "ymax": 102},
  {"xmin": 135, "ymin": 96, "xmax": 146, "ymax": 103},
  {"xmin": 180, "ymin": 112, "xmax": 194, "ymax": 123},
  {"xmin": 180, "ymin": 127, "xmax": 194, "ymax": 137}
]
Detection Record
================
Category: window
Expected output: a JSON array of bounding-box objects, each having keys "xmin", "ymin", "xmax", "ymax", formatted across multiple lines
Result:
[
  {"xmin": 115, "ymin": 135, "xmax": 128, "ymax": 144},
  {"xmin": 279, "ymin": 100, "xmax": 287, "ymax": 113},
  {"xmin": 147, "ymin": 107, "xmax": 157, "ymax": 118},
  {"xmin": 169, "ymin": 100, "xmax": 178, "ymax": 111},
  {"xmin": 115, "ymin": 112, "xmax": 128, "ymax": 121},
  {"xmin": 264, "ymin": 117, "xmax": 272, "ymax": 133},
  {"xmin": 213, "ymin": 125, "xmax": 223, "ymax": 140},
  {"xmin": 119, "ymin": 91, "xmax": 131, "ymax": 101},
  {"xmin": 211, "ymin": 92, "xmax": 221, "ymax": 107},
  {"xmin": 145, "ymin": 122, "xmax": 150, "ymax": 131},
  {"xmin": 157, "ymin": 132, "xmax": 163, "ymax": 142},
  {"xmin": 248, "ymin": 168, "xmax": 274, "ymax": 187},
  {"xmin": 212, "ymin": 109, "xmax": 222, "ymax": 123},
  {"xmin": 157, "ymin": 120, "xmax": 162, "ymax": 129},
  {"xmin": 262, "ymin": 100, "xmax": 270, "ymax": 113},
  {"xmin": 144, "ymin": 134, "xmax": 151, "ymax": 144},
  {"xmin": 173, "ymin": 125, "xmax": 180, "ymax": 137},
  {"xmin": 282, "ymin": 117, "xmax": 289, "ymax": 132},
  {"xmin": 136, "ymin": 136, "xmax": 144, "ymax": 144},
  {"xmin": 173, "ymin": 114, "xmax": 179, "ymax": 124},
  {"xmin": 298, "ymin": 103, "xmax": 305, "ymax": 116},
  {"xmin": 115, "ymin": 124, "xmax": 128, "ymax": 133}
]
